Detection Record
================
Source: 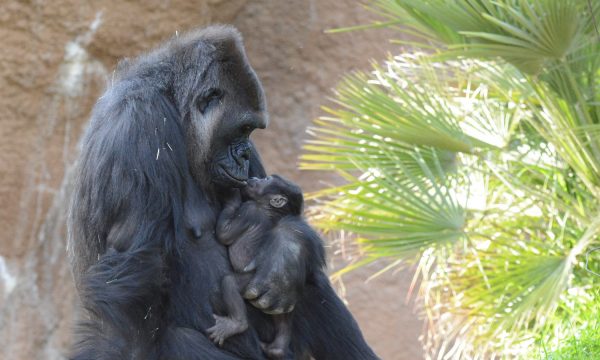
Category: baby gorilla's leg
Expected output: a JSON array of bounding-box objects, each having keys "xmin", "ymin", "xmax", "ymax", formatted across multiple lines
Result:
[
  {"xmin": 262, "ymin": 313, "xmax": 292, "ymax": 359},
  {"xmin": 207, "ymin": 274, "xmax": 250, "ymax": 346}
]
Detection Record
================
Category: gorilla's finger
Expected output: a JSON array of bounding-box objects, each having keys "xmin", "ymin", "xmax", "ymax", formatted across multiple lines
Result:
[
  {"xmin": 250, "ymin": 293, "xmax": 273, "ymax": 310},
  {"xmin": 242, "ymin": 259, "xmax": 256, "ymax": 272},
  {"xmin": 250, "ymin": 288, "xmax": 285, "ymax": 312},
  {"xmin": 244, "ymin": 287, "xmax": 259, "ymax": 300},
  {"xmin": 263, "ymin": 306, "xmax": 285, "ymax": 315},
  {"xmin": 263, "ymin": 297, "xmax": 296, "ymax": 315},
  {"xmin": 262, "ymin": 299, "xmax": 294, "ymax": 315},
  {"xmin": 243, "ymin": 279, "xmax": 267, "ymax": 300}
]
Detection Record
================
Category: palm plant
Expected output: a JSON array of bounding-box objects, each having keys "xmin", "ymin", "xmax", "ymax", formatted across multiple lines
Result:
[{"xmin": 301, "ymin": 1, "xmax": 600, "ymax": 358}]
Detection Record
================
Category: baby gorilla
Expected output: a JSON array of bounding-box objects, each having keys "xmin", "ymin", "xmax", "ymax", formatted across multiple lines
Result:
[{"xmin": 208, "ymin": 175, "xmax": 314, "ymax": 359}]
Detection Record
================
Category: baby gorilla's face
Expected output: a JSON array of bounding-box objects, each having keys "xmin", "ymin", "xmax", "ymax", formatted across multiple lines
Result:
[
  {"xmin": 242, "ymin": 176, "xmax": 275, "ymax": 200},
  {"xmin": 241, "ymin": 175, "xmax": 304, "ymax": 215}
]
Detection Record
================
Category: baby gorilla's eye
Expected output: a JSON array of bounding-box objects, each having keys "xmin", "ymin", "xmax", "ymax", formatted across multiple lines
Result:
[{"xmin": 196, "ymin": 88, "xmax": 223, "ymax": 114}]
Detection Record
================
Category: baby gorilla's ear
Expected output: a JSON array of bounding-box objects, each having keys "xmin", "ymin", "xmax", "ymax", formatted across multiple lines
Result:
[{"xmin": 269, "ymin": 195, "xmax": 288, "ymax": 208}]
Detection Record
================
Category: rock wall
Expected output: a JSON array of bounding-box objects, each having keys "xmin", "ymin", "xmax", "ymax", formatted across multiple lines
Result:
[{"xmin": 0, "ymin": 1, "xmax": 422, "ymax": 359}]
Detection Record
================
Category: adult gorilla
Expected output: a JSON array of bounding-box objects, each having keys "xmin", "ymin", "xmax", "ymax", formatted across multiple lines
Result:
[{"xmin": 68, "ymin": 26, "xmax": 377, "ymax": 360}]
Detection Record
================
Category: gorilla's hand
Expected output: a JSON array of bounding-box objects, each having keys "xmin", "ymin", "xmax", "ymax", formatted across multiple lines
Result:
[
  {"xmin": 243, "ymin": 250, "xmax": 301, "ymax": 315},
  {"xmin": 242, "ymin": 213, "xmax": 321, "ymax": 316}
]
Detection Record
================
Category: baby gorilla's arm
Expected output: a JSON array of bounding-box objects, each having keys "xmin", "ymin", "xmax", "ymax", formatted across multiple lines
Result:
[{"xmin": 215, "ymin": 192, "xmax": 245, "ymax": 246}]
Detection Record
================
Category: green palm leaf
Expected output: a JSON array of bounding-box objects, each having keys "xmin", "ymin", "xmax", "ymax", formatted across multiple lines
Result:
[{"xmin": 303, "ymin": 1, "xmax": 600, "ymax": 358}]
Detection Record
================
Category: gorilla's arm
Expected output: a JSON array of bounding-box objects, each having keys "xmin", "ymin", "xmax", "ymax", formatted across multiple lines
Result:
[
  {"xmin": 69, "ymin": 86, "xmax": 185, "ymax": 358},
  {"xmin": 239, "ymin": 164, "xmax": 379, "ymax": 358},
  {"xmin": 238, "ymin": 218, "xmax": 378, "ymax": 358},
  {"xmin": 294, "ymin": 272, "xmax": 380, "ymax": 360},
  {"xmin": 70, "ymin": 80, "xmax": 229, "ymax": 359},
  {"xmin": 243, "ymin": 217, "xmax": 322, "ymax": 314},
  {"xmin": 71, "ymin": 248, "xmax": 165, "ymax": 360}
]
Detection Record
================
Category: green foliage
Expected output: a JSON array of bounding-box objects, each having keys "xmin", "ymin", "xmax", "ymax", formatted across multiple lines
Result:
[
  {"xmin": 302, "ymin": 0, "xmax": 600, "ymax": 358},
  {"xmin": 541, "ymin": 327, "xmax": 600, "ymax": 360}
]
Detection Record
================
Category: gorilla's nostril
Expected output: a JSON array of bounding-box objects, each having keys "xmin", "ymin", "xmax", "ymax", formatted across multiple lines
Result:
[
  {"xmin": 240, "ymin": 146, "xmax": 251, "ymax": 160},
  {"xmin": 234, "ymin": 143, "xmax": 251, "ymax": 164},
  {"xmin": 235, "ymin": 155, "xmax": 245, "ymax": 167}
]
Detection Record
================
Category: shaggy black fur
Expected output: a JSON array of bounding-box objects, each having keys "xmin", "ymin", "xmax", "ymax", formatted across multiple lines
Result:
[{"xmin": 68, "ymin": 25, "xmax": 378, "ymax": 360}]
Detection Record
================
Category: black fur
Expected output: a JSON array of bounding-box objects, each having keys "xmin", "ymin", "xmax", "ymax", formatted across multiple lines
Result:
[
  {"xmin": 209, "ymin": 176, "xmax": 319, "ymax": 358},
  {"xmin": 68, "ymin": 25, "xmax": 378, "ymax": 360}
]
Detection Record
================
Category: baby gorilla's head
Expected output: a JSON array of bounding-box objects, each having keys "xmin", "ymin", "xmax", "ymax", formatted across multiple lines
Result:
[{"xmin": 241, "ymin": 174, "xmax": 303, "ymax": 216}]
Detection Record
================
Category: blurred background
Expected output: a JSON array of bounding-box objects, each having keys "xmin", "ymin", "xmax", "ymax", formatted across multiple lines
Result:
[{"xmin": 0, "ymin": 1, "xmax": 423, "ymax": 359}]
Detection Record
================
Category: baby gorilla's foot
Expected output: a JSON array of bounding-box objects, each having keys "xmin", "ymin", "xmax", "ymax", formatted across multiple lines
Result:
[
  {"xmin": 206, "ymin": 314, "xmax": 248, "ymax": 346},
  {"xmin": 260, "ymin": 342, "xmax": 286, "ymax": 359}
]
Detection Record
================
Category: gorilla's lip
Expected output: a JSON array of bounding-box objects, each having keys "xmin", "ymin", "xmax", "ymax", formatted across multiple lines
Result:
[{"xmin": 219, "ymin": 165, "xmax": 248, "ymax": 185}]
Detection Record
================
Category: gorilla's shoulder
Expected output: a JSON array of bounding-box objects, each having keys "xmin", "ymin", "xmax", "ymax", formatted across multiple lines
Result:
[{"xmin": 88, "ymin": 83, "xmax": 174, "ymax": 137}]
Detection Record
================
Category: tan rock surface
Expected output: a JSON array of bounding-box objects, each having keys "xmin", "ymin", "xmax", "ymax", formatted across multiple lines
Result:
[{"xmin": 0, "ymin": 1, "xmax": 423, "ymax": 358}]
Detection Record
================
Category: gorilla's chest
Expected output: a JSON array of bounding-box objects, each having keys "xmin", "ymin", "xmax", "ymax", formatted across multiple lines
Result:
[
  {"xmin": 178, "ymin": 232, "xmax": 230, "ymax": 284},
  {"xmin": 167, "ymin": 232, "xmax": 230, "ymax": 327}
]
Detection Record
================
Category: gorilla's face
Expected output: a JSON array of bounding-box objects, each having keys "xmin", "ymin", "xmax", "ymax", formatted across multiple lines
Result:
[{"xmin": 183, "ymin": 42, "xmax": 267, "ymax": 189}]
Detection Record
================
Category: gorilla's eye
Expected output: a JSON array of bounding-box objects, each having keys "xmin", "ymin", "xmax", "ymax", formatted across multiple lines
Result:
[
  {"xmin": 240, "ymin": 125, "xmax": 253, "ymax": 135},
  {"xmin": 196, "ymin": 88, "xmax": 223, "ymax": 114}
]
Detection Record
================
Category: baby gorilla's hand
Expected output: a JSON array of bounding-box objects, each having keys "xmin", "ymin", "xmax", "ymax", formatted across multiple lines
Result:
[{"xmin": 222, "ymin": 188, "xmax": 242, "ymax": 209}]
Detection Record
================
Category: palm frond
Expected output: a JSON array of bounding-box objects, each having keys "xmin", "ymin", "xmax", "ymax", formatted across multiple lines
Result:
[
  {"xmin": 310, "ymin": 151, "xmax": 465, "ymax": 260},
  {"xmin": 303, "ymin": 1, "xmax": 600, "ymax": 358},
  {"xmin": 370, "ymin": 0, "xmax": 594, "ymax": 74}
]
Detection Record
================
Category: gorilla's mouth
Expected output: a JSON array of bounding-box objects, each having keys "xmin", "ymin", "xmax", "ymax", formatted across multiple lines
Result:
[{"xmin": 219, "ymin": 165, "xmax": 247, "ymax": 186}]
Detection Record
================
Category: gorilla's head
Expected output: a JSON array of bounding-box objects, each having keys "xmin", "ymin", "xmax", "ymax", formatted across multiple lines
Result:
[
  {"xmin": 169, "ymin": 26, "xmax": 268, "ymax": 189},
  {"xmin": 242, "ymin": 175, "xmax": 304, "ymax": 217}
]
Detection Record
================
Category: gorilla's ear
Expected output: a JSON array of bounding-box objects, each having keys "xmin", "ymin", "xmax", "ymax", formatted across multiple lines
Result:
[
  {"xmin": 248, "ymin": 140, "xmax": 266, "ymax": 178},
  {"xmin": 270, "ymin": 195, "xmax": 288, "ymax": 209}
]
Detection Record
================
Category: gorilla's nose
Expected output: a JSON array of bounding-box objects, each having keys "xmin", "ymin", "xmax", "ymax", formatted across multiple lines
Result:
[
  {"xmin": 236, "ymin": 143, "xmax": 251, "ymax": 158},
  {"xmin": 234, "ymin": 143, "xmax": 252, "ymax": 166},
  {"xmin": 241, "ymin": 147, "xmax": 251, "ymax": 160}
]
